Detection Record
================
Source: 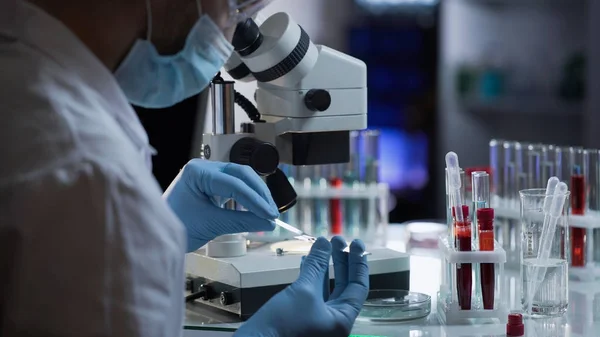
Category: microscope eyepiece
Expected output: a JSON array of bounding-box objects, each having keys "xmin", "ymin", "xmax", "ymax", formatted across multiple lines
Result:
[{"xmin": 232, "ymin": 18, "xmax": 263, "ymax": 57}]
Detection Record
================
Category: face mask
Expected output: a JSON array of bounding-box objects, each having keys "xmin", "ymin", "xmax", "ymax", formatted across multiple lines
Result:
[{"xmin": 114, "ymin": 1, "xmax": 234, "ymax": 109}]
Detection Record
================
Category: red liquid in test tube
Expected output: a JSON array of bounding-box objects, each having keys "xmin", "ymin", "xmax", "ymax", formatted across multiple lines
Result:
[
  {"xmin": 571, "ymin": 173, "xmax": 586, "ymax": 267},
  {"xmin": 453, "ymin": 205, "xmax": 472, "ymax": 310},
  {"xmin": 330, "ymin": 177, "xmax": 343, "ymax": 235},
  {"xmin": 477, "ymin": 208, "xmax": 495, "ymax": 310}
]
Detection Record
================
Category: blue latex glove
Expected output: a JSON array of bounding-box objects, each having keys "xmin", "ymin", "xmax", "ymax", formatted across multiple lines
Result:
[
  {"xmin": 234, "ymin": 236, "xmax": 369, "ymax": 337},
  {"xmin": 164, "ymin": 159, "xmax": 279, "ymax": 252}
]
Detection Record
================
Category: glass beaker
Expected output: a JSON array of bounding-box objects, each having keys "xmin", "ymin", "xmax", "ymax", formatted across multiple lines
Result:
[{"xmin": 519, "ymin": 189, "xmax": 570, "ymax": 317}]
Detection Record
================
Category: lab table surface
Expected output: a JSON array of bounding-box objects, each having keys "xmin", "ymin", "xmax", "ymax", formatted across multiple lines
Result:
[{"xmin": 184, "ymin": 225, "xmax": 600, "ymax": 336}]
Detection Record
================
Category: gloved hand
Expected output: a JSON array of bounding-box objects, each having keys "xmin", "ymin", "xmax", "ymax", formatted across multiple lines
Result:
[
  {"xmin": 164, "ymin": 159, "xmax": 279, "ymax": 252},
  {"xmin": 234, "ymin": 236, "xmax": 369, "ymax": 337}
]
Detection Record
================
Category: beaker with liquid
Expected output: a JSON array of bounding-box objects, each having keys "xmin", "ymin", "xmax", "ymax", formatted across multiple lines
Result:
[{"xmin": 519, "ymin": 188, "xmax": 570, "ymax": 317}]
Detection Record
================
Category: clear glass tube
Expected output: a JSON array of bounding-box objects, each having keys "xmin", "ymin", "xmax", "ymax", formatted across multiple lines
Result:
[
  {"xmin": 583, "ymin": 150, "xmax": 600, "ymax": 265},
  {"xmin": 541, "ymin": 145, "xmax": 555, "ymax": 186},
  {"xmin": 298, "ymin": 165, "xmax": 313, "ymax": 234},
  {"xmin": 526, "ymin": 143, "xmax": 544, "ymax": 189},
  {"xmin": 511, "ymin": 142, "xmax": 525, "ymax": 194},
  {"xmin": 555, "ymin": 146, "xmax": 572, "ymax": 187},
  {"xmin": 489, "ymin": 139, "xmax": 504, "ymax": 205},
  {"xmin": 344, "ymin": 132, "xmax": 361, "ymax": 238},
  {"xmin": 472, "ymin": 171, "xmax": 491, "ymax": 309},
  {"xmin": 503, "ymin": 141, "xmax": 520, "ymax": 207},
  {"xmin": 519, "ymin": 189, "xmax": 570, "ymax": 317},
  {"xmin": 363, "ymin": 130, "xmax": 380, "ymax": 184},
  {"xmin": 312, "ymin": 165, "xmax": 330, "ymax": 237},
  {"xmin": 362, "ymin": 130, "xmax": 380, "ymax": 240},
  {"xmin": 585, "ymin": 149, "xmax": 600, "ymax": 212},
  {"xmin": 445, "ymin": 168, "xmax": 466, "ymax": 234},
  {"xmin": 472, "ymin": 171, "xmax": 490, "ymax": 242},
  {"xmin": 348, "ymin": 131, "xmax": 361, "ymax": 180}
]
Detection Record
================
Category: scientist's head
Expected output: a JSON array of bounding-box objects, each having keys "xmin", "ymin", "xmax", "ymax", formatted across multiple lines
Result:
[{"xmin": 30, "ymin": 0, "xmax": 270, "ymax": 109}]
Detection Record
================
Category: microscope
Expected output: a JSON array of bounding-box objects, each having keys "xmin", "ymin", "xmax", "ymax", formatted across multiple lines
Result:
[{"xmin": 185, "ymin": 12, "xmax": 410, "ymax": 320}]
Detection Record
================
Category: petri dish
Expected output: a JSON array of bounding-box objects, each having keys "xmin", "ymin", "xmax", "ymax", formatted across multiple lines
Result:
[
  {"xmin": 357, "ymin": 290, "xmax": 431, "ymax": 323},
  {"xmin": 405, "ymin": 220, "xmax": 446, "ymax": 249}
]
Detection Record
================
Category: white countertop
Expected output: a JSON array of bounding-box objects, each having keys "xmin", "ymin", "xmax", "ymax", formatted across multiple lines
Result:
[{"xmin": 185, "ymin": 225, "xmax": 600, "ymax": 336}]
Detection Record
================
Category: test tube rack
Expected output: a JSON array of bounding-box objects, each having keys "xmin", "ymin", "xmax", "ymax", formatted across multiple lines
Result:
[
  {"xmin": 437, "ymin": 235, "xmax": 508, "ymax": 325},
  {"xmin": 493, "ymin": 200, "xmax": 600, "ymax": 282},
  {"xmin": 490, "ymin": 140, "xmax": 600, "ymax": 280},
  {"xmin": 568, "ymin": 279, "xmax": 600, "ymax": 337},
  {"xmin": 293, "ymin": 181, "xmax": 390, "ymax": 245}
]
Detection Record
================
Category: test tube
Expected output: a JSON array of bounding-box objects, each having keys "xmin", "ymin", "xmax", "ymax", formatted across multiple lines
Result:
[
  {"xmin": 570, "ymin": 147, "xmax": 586, "ymax": 267},
  {"xmin": 298, "ymin": 165, "xmax": 313, "ymax": 234},
  {"xmin": 362, "ymin": 130, "xmax": 380, "ymax": 239},
  {"xmin": 445, "ymin": 168, "xmax": 466, "ymax": 234},
  {"xmin": 503, "ymin": 141, "xmax": 519, "ymax": 207},
  {"xmin": 472, "ymin": 172, "xmax": 490, "ymax": 310},
  {"xmin": 555, "ymin": 146, "xmax": 571, "ymax": 187},
  {"xmin": 513, "ymin": 142, "xmax": 527, "ymax": 192},
  {"xmin": 472, "ymin": 171, "xmax": 491, "ymax": 242},
  {"xmin": 584, "ymin": 149, "xmax": 600, "ymax": 213},
  {"xmin": 344, "ymin": 131, "xmax": 361, "ymax": 238},
  {"xmin": 489, "ymin": 139, "xmax": 504, "ymax": 207},
  {"xmin": 583, "ymin": 149, "xmax": 600, "ymax": 264},
  {"xmin": 363, "ymin": 130, "xmax": 380, "ymax": 184},
  {"xmin": 570, "ymin": 147, "xmax": 586, "ymax": 214},
  {"xmin": 526, "ymin": 143, "xmax": 543, "ymax": 189},
  {"xmin": 313, "ymin": 165, "xmax": 330, "ymax": 237},
  {"xmin": 541, "ymin": 145, "xmax": 555, "ymax": 185},
  {"xmin": 329, "ymin": 164, "xmax": 344, "ymax": 236}
]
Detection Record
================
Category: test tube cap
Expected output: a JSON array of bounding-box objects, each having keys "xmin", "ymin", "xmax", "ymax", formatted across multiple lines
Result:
[
  {"xmin": 506, "ymin": 313, "xmax": 524, "ymax": 336},
  {"xmin": 451, "ymin": 205, "xmax": 469, "ymax": 219},
  {"xmin": 476, "ymin": 208, "xmax": 494, "ymax": 230}
]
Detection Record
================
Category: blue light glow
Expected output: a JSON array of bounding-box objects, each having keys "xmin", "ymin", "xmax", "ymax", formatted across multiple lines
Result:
[{"xmin": 377, "ymin": 128, "xmax": 429, "ymax": 191}]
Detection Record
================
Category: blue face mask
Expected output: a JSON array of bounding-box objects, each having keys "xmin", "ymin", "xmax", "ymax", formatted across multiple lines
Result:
[{"xmin": 115, "ymin": 7, "xmax": 234, "ymax": 109}]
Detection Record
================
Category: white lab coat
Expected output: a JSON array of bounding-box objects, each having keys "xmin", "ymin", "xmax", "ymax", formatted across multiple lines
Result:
[{"xmin": 0, "ymin": 1, "xmax": 187, "ymax": 336}]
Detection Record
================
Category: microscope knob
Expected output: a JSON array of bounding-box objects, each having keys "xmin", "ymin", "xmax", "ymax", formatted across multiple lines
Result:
[
  {"xmin": 304, "ymin": 89, "xmax": 331, "ymax": 112},
  {"xmin": 230, "ymin": 138, "xmax": 280, "ymax": 176}
]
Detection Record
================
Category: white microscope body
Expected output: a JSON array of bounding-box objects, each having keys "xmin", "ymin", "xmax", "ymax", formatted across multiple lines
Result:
[
  {"xmin": 203, "ymin": 11, "xmax": 367, "ymax": 166},
  {"xmin": 186, "ymin": 12, "xmax": 410, "ymax": 320}
]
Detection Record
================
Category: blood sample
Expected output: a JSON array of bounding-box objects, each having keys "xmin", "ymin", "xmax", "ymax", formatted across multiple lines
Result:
[
  {"xmin": 452, "ymin": 205, "xmax": 470, "ymax": 248},
  {"xmin": 454, "ymin": 205, "xmax": 472, "ymax": 310},
  {"xmin": 571, "ymin": 171, "xmax": 586, "ymax": 267},
  {"xmin": 329, "ymin": 177, "xmax": 343, "ymax": 235},
  {"xmin": 477, "ymin": 208, "xmax": 495, "ymax": 310}
]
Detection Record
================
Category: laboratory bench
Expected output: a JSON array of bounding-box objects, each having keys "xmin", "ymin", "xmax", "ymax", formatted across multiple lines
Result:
[{"xmin": 183, "ymin": 224, "xmax": 600, "ymax": 337}]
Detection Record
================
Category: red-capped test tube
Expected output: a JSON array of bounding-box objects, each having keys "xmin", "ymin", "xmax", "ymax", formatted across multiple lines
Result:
[
  {"xmin": 452, "ymin": 205, "xmax": 470, "ymax": 248},
  {"xmin": 477, "ymin": 208, "xmax": 495, "ymax": 310},
  {"xmin": 329, "ymin": 176, "xmax": 343, "ymax": 235},
  {"xmin": 453, "ymin": 204, "xmax": 472, "ymax": 310},
  {"xmin": 570, "ymin": 147, "xmax": 586, "ymax": 267}
]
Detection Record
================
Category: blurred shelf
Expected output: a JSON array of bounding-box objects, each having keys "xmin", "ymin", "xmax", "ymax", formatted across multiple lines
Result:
[
  {"xmin": 467, "ymin": 0, "xmax": 587, "ymax": 6},
  {"xmin": 461, "ymin": 96, "xmax": 584, "ymax": 117},
  {"xmin": 495, "ymin": 205, "xmax": 600, "ymax": 229},
  {"xmin": 292, "ymin": 182, "xmax": 389, "ymax": 199}
]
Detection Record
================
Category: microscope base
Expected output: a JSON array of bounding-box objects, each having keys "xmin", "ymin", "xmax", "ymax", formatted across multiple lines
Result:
[{"xmin": 185, "ymin": 244, "xmax": 410, "ymax": 320}]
